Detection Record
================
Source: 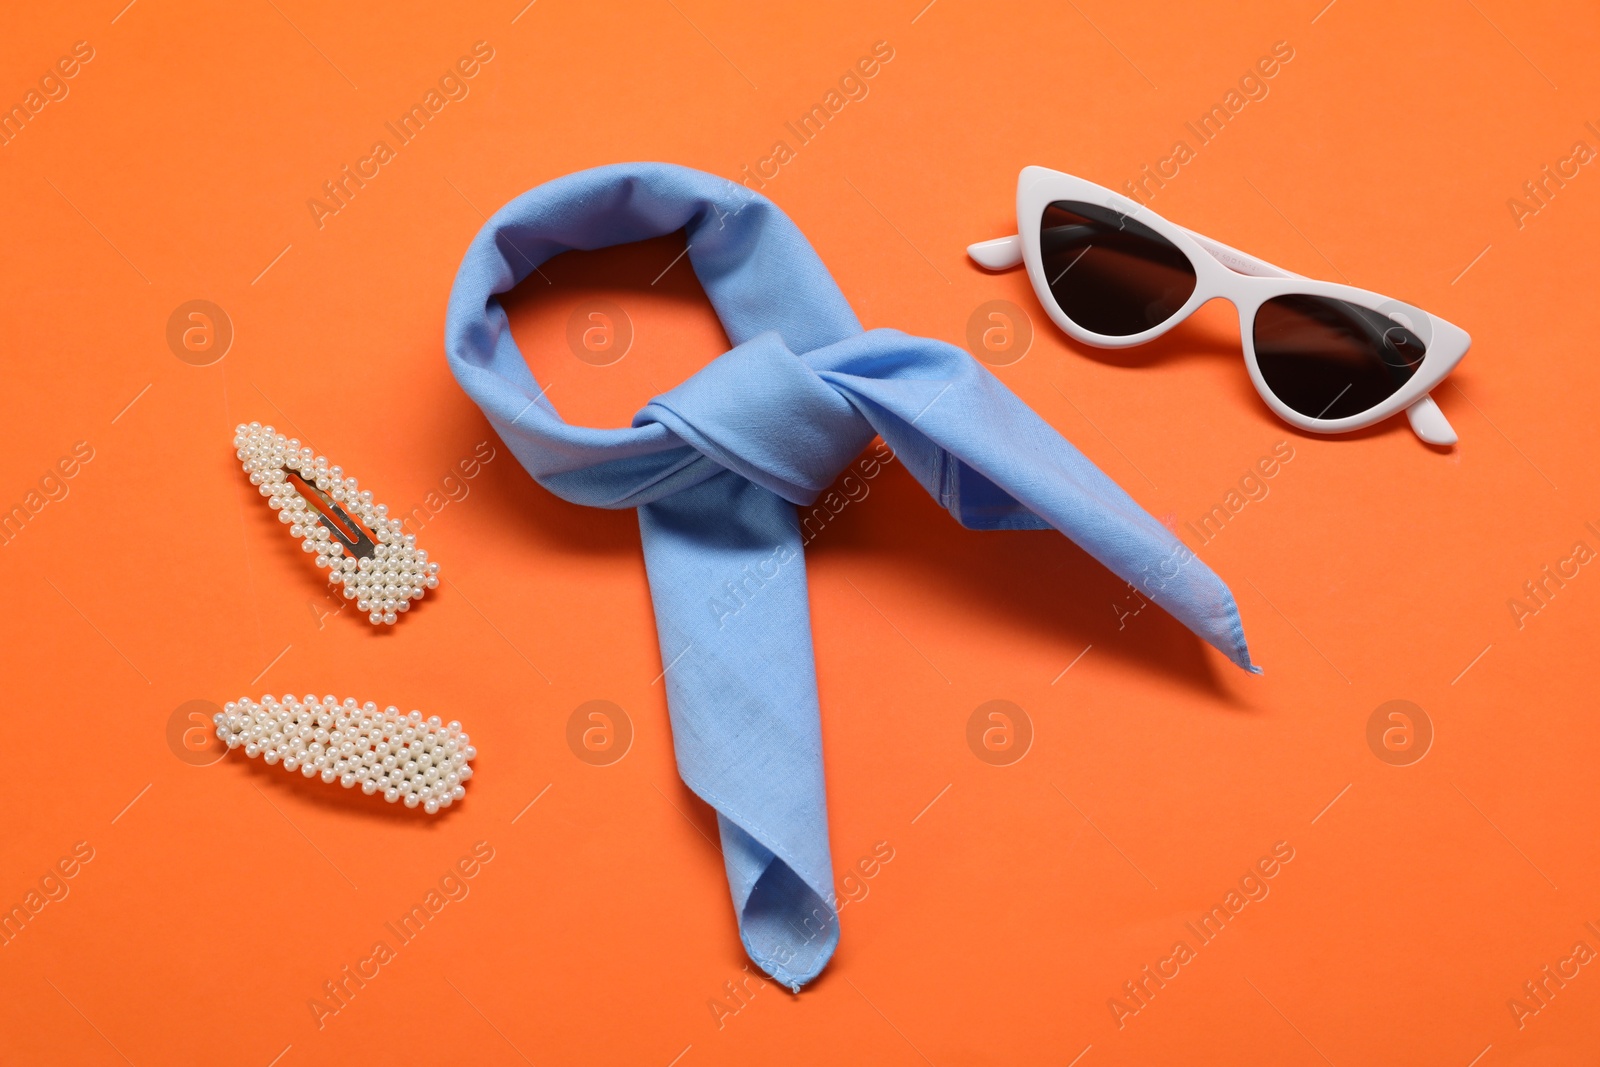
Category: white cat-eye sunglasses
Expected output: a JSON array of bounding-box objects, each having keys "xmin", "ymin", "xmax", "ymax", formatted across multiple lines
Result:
[{"xmin": 968, "ymin": 166, "xmax": 1470, "ymax": 445}]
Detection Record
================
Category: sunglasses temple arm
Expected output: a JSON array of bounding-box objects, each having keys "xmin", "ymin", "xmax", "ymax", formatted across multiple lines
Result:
[
  {"xmin": 1175, "ymin": 225, "xmax": 1303, "ymax": 280},
  {"xmin": 1404, "ymin": 394, "xmax": 1457, "ymax": 446},
  {"xmin": 966, "ymin": 234, "xmax": 1024, "ymax": 270},
  {"xmin": 968, "ymin": 226, "xmax": 1301, "ymax": 282}
]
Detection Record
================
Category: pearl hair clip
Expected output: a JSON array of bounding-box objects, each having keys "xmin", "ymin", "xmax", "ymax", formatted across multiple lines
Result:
[
  {"xmin": 214, "ymin": 695, "xmax": 476, "ymax": 814},
  {"xmin": 234, "ymin": 422, "xmax": 439, "ymax": 626}
]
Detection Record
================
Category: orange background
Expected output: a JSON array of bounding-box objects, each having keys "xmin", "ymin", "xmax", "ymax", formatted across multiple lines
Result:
[{"xmin": 3, "ymin": 1, "xmax": 1598, "ymax": 1063}]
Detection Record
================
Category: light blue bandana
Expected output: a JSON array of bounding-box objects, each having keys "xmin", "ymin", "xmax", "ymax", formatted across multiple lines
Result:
[{"xmin": 445, "ymin": 163, "xmax": 1256, "ymax": 990}]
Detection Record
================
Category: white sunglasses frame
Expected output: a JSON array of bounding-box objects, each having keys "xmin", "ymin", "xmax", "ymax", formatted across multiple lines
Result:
[{"xmin": 968, "ymin": 166, "xmax": 1470, "ymax": 445}]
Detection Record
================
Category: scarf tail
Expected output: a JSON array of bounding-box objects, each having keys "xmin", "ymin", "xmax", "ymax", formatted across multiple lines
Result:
[{"xmin": 637, "ymin": 473, "xmax": 839, "ymax": 989}]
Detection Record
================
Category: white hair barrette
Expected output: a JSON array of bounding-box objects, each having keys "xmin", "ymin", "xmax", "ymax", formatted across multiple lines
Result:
[
  {"xmin": 214, "ymin": 695, "xmax": 476, "ymax": 814},
  {"xmin": 234, "ymin": 422, "xmax": 439, "ymax": 626}
]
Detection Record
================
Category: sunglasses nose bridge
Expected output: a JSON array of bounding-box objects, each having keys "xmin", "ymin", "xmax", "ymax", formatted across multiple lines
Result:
[
  {"xmin": 1207, "ymin": 286, "xmax": 1244, "ymax": 312},
  {"xmin": 1185, "ymin": 282, "xmax": 1247, "ymax": 336}
]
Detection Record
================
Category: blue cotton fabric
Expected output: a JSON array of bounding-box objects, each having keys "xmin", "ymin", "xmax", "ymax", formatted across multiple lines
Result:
[{"xmin": 444, "ymin": 162, "xmax": 1257, "ymax": 990}]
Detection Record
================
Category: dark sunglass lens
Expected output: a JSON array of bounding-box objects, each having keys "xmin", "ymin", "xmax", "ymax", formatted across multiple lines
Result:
[
  {"xmin": 1253, "ymin": 295, "xmax": 1427, "ymax": 420},
  {"xmin": 1038, "ymin": 200, "xmax": 1198, "ymax": 336}
]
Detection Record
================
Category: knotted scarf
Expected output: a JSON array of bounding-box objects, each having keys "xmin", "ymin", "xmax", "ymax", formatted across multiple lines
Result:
[{"xmin": 445, "ymin": 162, "xmax": 1257, "ymax": 990}]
